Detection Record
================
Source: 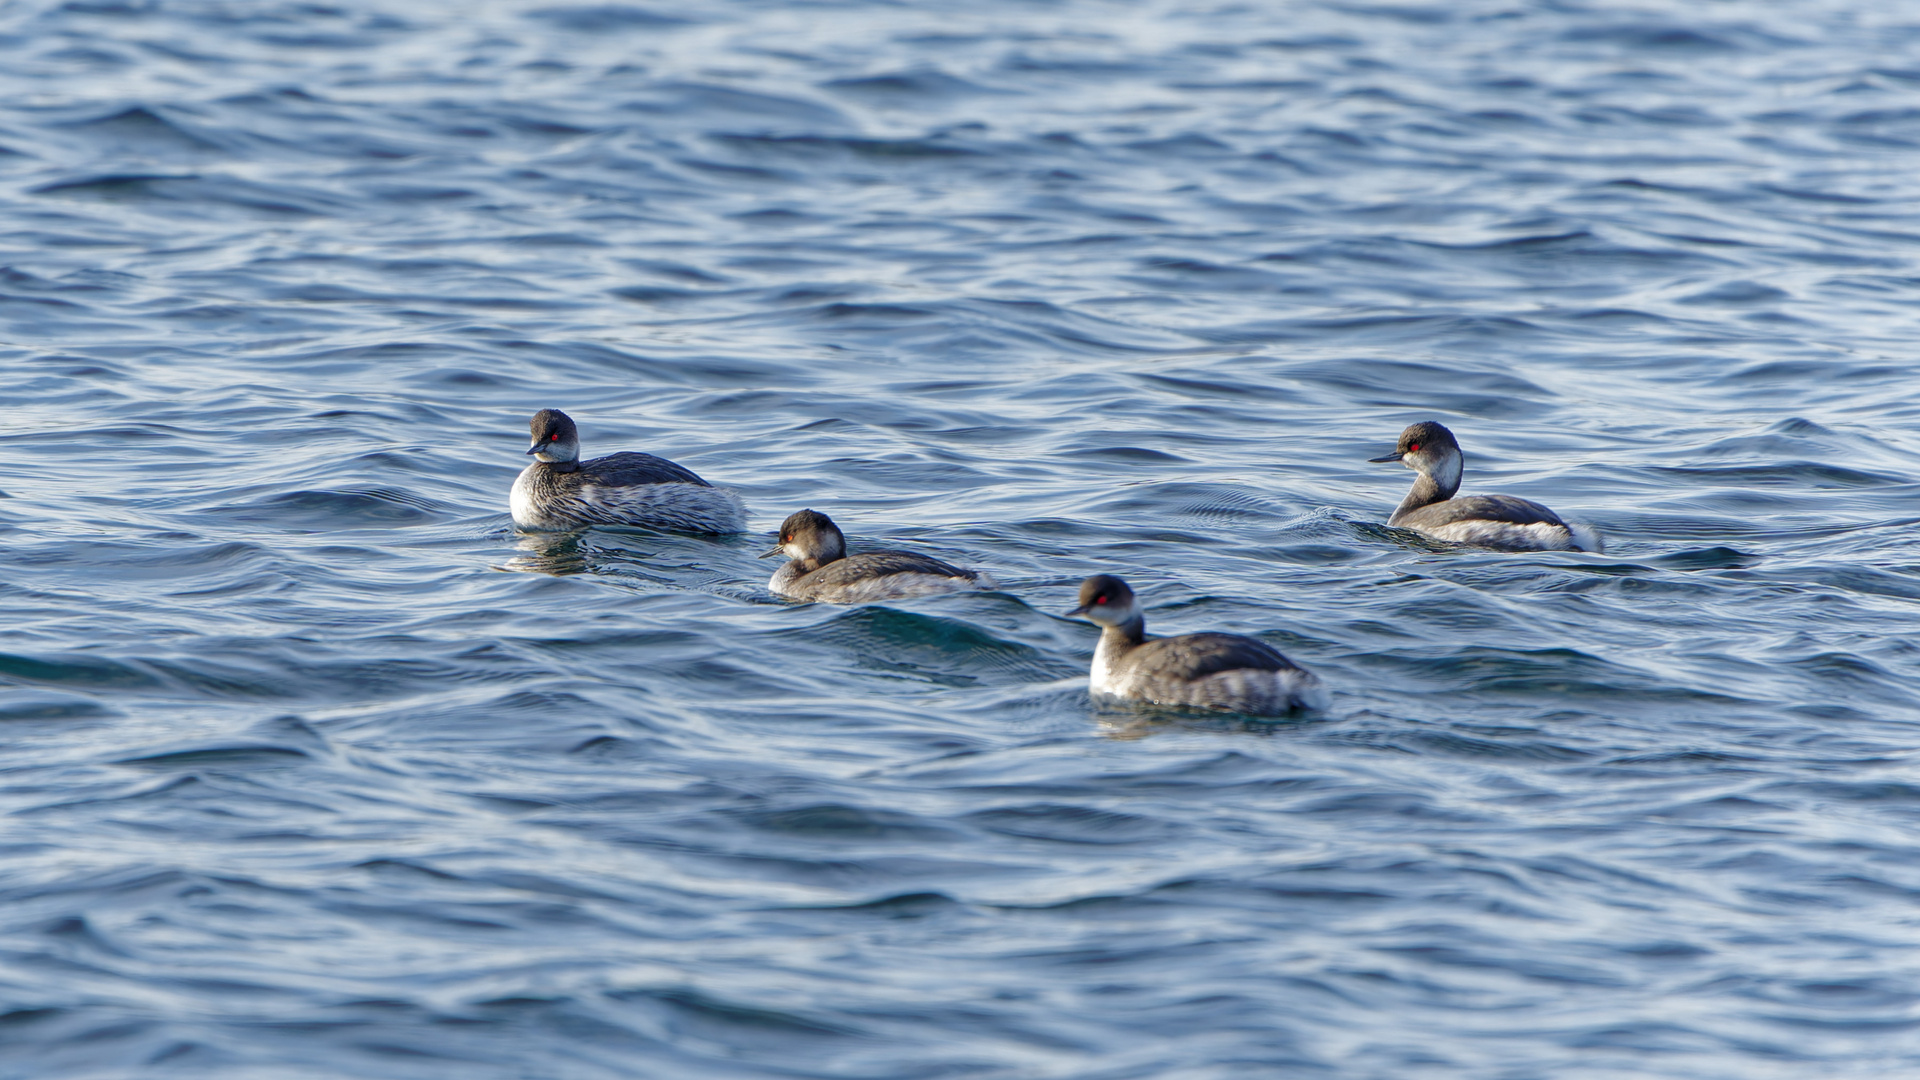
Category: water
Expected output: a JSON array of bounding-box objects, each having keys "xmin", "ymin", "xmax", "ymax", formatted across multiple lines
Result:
[{"xmin": 4, "ymin": 0, "xmax": 1920, "ymax": 1075}]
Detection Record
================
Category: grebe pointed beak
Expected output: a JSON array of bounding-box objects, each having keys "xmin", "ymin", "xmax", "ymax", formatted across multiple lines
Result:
[
  {"xmin": 759, "ymin": 546, "xmax": 784, "ymax": 559},
  {"xmin": 526, "ymin": 443, "xmax": 543, "ymax": 455},
  {"xmin": 1064, "ymin": 603, "xmax": 1090, "ymax": 618},
  {"xmin": 1368, "ymin": 450, "xmax": 1404, "ymax": 463}
]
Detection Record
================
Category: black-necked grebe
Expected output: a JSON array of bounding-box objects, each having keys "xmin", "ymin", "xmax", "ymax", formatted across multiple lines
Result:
[
  {"xmin": 1066, "ymin": 574, "xmax": 1327, "ymax": 715},
  {"xmin": 1369, "ymin": 421, "xmax": 1602, "ymax": 552},
  {"xmin": 510, "ymin": 409, "xmax": 745, "ymax": 533},
  {"xmin": 762, "ymin": 509, "xmax": 983, "ymax": 603}
]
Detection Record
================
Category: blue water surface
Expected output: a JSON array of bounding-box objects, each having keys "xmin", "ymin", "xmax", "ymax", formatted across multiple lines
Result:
[{"xmin": 4, "ymin": 1, "xmax": 1920, "ymax": 1076}]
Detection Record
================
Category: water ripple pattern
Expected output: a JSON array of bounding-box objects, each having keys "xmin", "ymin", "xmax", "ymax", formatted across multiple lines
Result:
[{"xmin": 3, "ymin": 1, "xmax": 1920, "ymax": 1077}]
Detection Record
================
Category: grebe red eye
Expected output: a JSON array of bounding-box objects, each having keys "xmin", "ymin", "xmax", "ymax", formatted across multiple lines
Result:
[
  {"xmin": 1095, "ymin": 596, "xmax": 1108, "ymax": 604},
  {"xmin": 550, "ymin": 433, "xmax": 559, "ymax": 441},
  {"xmin": 1409, "ymin": 443, "xmax": 1420, "ymax": 453}
]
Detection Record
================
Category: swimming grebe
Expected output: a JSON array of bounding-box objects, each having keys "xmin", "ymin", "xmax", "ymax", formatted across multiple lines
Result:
[
  {"xmin": 762, "ymin": 509, "xmax": 983, "ymax": 603},
  {"xmin": 1066, "ymin": 574, "xmax": 1327, "ymax": 715},
  {"xmin": 1369, "ymin": 421, "xmax": 1602, "ymax": 552},
  {"xmin": 510, "ymin": 409, "xmax": 745, "ymax": 533}
]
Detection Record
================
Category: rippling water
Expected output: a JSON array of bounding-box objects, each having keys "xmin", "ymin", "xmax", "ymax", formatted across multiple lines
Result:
[{"xmin": 6, "ymin": 1, "xmax": 1920, "ymax": 1076}]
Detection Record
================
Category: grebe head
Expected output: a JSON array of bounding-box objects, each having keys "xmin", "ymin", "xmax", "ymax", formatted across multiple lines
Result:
[
  {"xmin": 1369, "ymin": 420, "xmax": 1462, "ymax": 488},
  {"xmin": 1065, "ymin": 574, "xmax": 1143, "ymax": 628},
  {"xmin": 527, "ymin": 409, "xmax": 582, "ymax": 465},
  {"xmin": 761, "ymin": 509, "xmax": 846, "ymax": 564}
]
